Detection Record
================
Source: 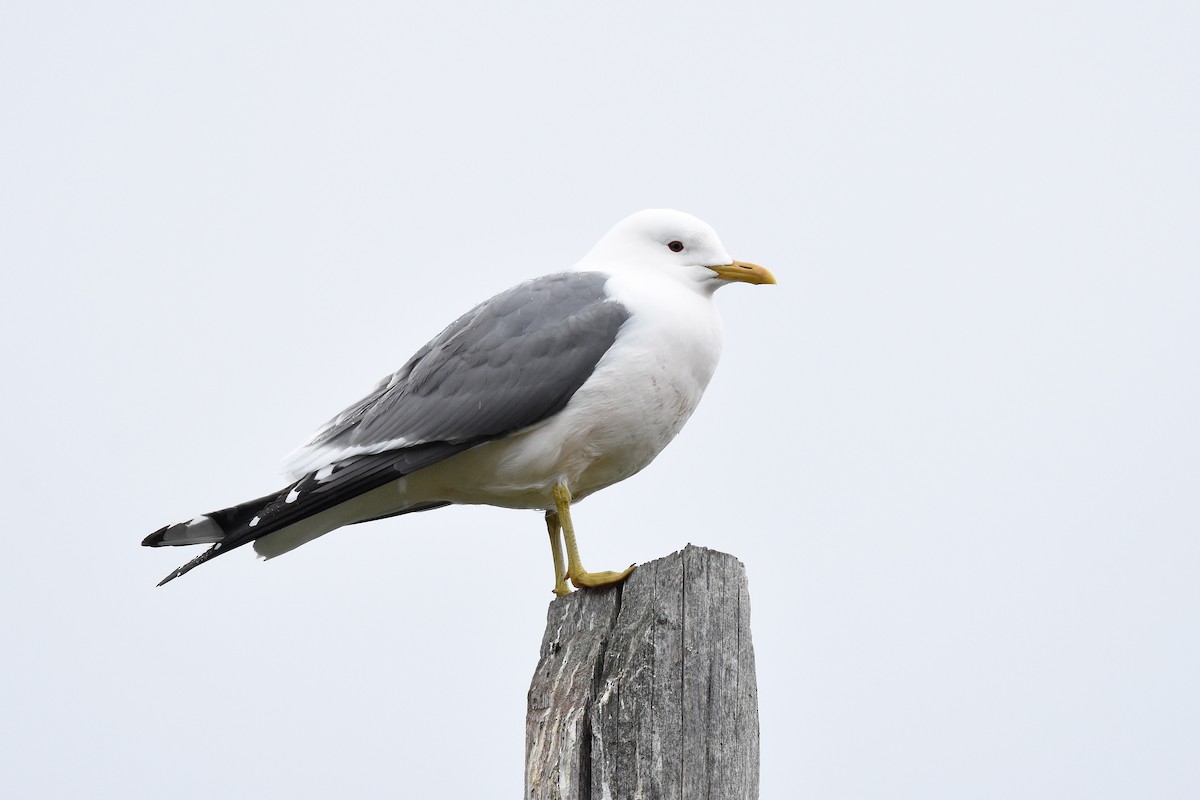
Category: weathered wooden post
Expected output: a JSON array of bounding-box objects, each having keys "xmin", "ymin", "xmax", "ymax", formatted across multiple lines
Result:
[{"xmin": 526, "ymin": 545, "xmax": 760, "ymax": 799}]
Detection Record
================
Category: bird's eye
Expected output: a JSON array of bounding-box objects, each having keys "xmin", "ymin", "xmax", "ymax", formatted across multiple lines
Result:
[{"xmin": 668, "ymin": 240, "xmax": 684, "ymax": 252}]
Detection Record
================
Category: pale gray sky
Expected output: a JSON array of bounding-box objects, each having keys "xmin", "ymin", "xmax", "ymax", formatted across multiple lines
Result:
[{"xmin": 2, "ymin": 1, "xmax": 1197, "ymax": 797}]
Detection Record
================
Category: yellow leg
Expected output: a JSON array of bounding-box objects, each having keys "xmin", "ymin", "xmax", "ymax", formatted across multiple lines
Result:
[
  {"xmin": 545, "ymin": 511, "xmax": 571, "ymax": 597},
  {"xmin": 552, "ymin": 483, "xmax": 635, "ymax": 590}
]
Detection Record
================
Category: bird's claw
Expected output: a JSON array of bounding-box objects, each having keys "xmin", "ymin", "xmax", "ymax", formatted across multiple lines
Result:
[{"xmin": 568, "ymin": 563, "xmax": 636, "ymax": 590}]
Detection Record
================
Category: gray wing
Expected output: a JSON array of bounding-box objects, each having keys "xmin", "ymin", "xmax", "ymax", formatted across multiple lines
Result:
[{"xmin": 286, "ymin": 271, "xmax": 630, "ymax": 475}]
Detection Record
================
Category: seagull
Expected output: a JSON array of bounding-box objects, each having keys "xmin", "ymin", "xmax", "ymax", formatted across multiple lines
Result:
[{"xmin": 143, "ymin": 209, "xmax": 776, "ymax": 593}]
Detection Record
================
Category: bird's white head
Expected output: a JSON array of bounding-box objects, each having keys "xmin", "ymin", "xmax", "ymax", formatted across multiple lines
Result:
[{"xmin": 579, "ymin": 209, "xmax": 776, "ymax": 293}]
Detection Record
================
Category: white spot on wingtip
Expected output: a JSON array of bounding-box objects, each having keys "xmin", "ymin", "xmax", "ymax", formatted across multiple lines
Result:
[
  {"xmin": 249, "ymin": 516, "xmax": 260, "ymax": 527},
  {"xmin": 315, "ymin": 465, "xmax": 335, "ymax": 481},
  {"xmin": 286, "ymin": 487, "xmax": 300, "ymax": 503}
]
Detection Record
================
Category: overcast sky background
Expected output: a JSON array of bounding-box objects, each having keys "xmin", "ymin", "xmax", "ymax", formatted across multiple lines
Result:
[{"xmin": 2, "ymin": 1, "xmax": 1197, "ymax": 797}]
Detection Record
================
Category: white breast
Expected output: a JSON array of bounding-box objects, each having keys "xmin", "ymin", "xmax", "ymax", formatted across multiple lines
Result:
[{"xmin": 556, "ymin": 271, "xmax": 724, "ymax": 496}]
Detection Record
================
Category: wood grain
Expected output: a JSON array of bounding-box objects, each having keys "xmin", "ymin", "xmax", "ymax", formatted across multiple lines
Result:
[{"xmin": 526, "ymin": 545, "xmax": 759, "ymax": 799}]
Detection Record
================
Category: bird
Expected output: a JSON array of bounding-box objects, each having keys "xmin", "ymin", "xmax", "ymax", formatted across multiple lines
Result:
[{"xmin": 143, "ymin": 209, "xmax": 776, "ymax": 593}]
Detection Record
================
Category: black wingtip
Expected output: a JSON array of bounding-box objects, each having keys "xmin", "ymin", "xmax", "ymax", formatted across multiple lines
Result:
[
  {"xmin": 142, "ymin": 525, "xmax": 170, "ymax": 547},
  {"xmin": 155, "ymin": 543, "xmax": 224, "ymax": 587}
]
